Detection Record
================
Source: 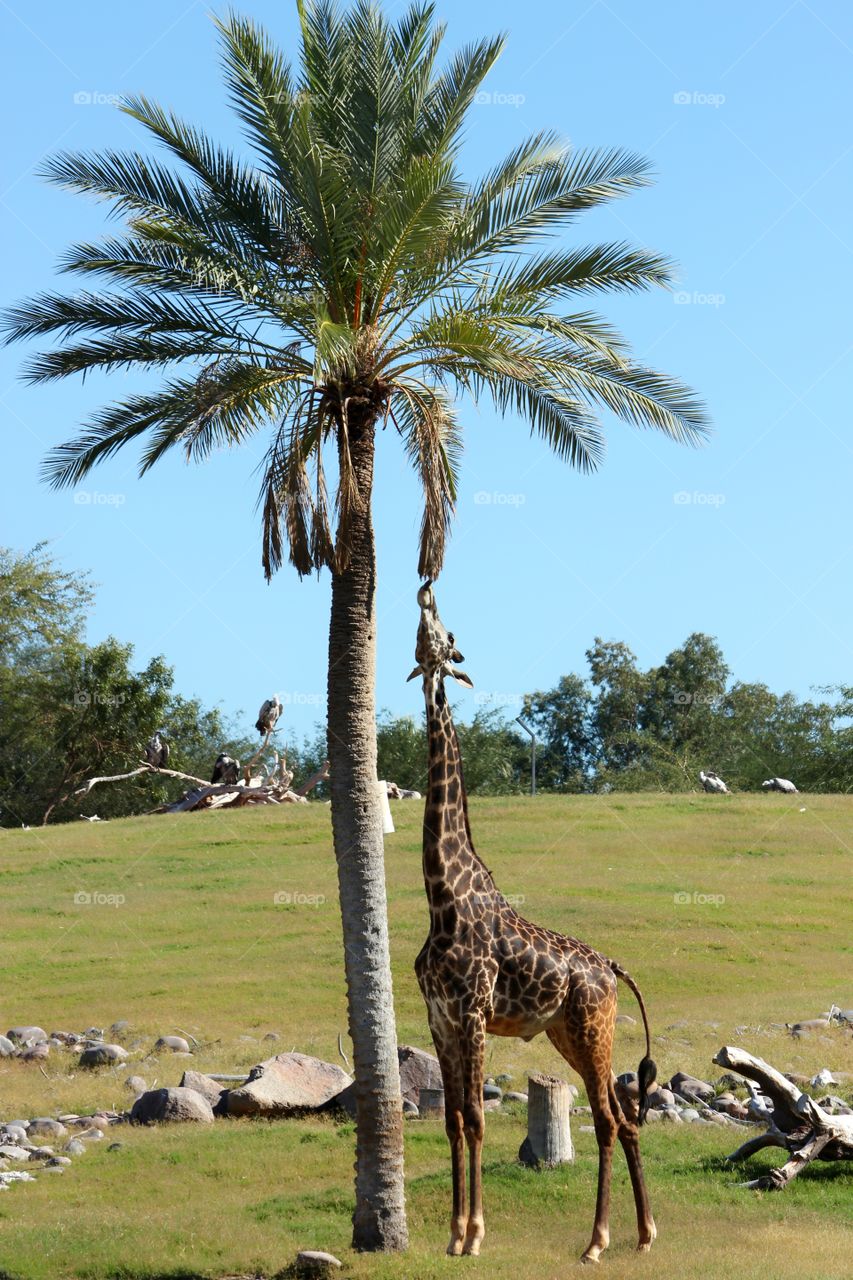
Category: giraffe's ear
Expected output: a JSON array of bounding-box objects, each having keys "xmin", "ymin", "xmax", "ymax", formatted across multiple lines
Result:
[
  {"xmin": 406, "ymin": 665, "xmax": 423, "ymax": 682},
  {"xmin": 448, "ymin": 666, "xmax": 473, "ymax": 690}
]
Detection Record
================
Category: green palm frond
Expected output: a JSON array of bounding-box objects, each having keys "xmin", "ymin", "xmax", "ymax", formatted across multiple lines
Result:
[{"xmin": 7, "ymin": 0, "xmax": 709, "ymax": 585}]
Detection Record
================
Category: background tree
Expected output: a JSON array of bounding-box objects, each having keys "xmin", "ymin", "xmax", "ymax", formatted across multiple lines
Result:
[
  {"xmin": 521, "ymin": 673, "xmax": 592, "ymax": 791},
  {"xmin": 3, "ymin": 1, "xmax": 708, "ymax": 1248}
]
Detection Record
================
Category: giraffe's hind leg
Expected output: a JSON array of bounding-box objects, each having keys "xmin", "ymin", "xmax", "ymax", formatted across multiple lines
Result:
[
  {"xmin": 547, "ymin": 1005, "xmax": 618, "ymax": 1265},
  {"xmin": 609, "ymin": 1080, "xmax": 656, "ymax": 1252}
]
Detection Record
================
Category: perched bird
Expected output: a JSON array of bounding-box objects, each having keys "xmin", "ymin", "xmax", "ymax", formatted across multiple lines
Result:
[
  {"xmin": 78, "ymin": 814, "xmax": 103, "ymax": 822},
  {"xmin": 144, "ymin": 732, "xmax": 169, "ymax": 768},
  {"xmin": 699, "ymin": 769, "xmax": 730, "ymax": 794},
  {"xmin": 211, "ymin": 753, "xmax": 240, "ymax": 785},
  {"xmin": 255, "ymin": 695, "xmax": 282, "ymax": 737},
  {"xmin": 762, "ymin": 777, "xmax": 798, "ymax": 794}
]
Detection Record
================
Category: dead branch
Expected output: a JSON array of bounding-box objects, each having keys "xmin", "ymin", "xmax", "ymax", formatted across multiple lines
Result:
[{"xmin": 713, "ymin": 1045, "xmax": 853, "ymax": 1191}]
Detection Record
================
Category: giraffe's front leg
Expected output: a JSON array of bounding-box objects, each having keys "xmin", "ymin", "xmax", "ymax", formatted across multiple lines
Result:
[
  {"xmin": 461, "ymin": 1013, "xmax": 487, "ymax": 1256},
  {"xmin": 426, "ymin": 1012, "xmax": 468, "ymax": 1254}
]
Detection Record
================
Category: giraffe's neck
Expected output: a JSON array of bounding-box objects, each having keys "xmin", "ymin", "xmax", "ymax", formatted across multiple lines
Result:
[{"xmin": 422, "ymin": 675, "xmax": 495, "ymax": 919}]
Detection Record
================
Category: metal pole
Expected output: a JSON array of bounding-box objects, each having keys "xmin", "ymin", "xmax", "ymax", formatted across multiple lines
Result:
[{"xmin": 515, "ymin": 718, "xmax": 537, "ymax": 796}]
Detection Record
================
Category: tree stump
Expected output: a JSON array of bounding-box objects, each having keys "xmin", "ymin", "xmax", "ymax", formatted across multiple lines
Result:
[
  {"xmin": 519, "ymin": 1072, "xmax": 574, "ymax": 1167},
  {"xmin": 713, "ymin": 1045, "xmax": 853, "ymax": 1190}
]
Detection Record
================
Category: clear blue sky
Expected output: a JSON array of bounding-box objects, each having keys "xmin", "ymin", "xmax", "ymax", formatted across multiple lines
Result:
[{"xmin": 2, "ymin": 0, "xmax": 851, "ymax": 746}]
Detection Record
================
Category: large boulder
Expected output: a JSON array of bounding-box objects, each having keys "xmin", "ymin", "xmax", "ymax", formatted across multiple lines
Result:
[
  {"xmin": 79, "ymin": 1043, "xmax": 128, "ymax": 1068},
  {"xmin": 226, "ymin": 1053, "xmax": 352, "ymax": 1117},
  {"xmin": 179, "ymin": 1070, "xmax": 227, "ymax": 1109},
  {"xmin": 130, "ymin": 1087, "xmax": 214, "ymax": 1125},
  {"xmin": 327, "ymin": 1044, "xmax": 442, "ymax": 1118}
]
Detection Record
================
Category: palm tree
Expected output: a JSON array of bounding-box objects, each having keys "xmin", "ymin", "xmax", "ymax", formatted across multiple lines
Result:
[{"xmin": 3, "ymin": 0, "xmax": 708, "ymax": 1251}]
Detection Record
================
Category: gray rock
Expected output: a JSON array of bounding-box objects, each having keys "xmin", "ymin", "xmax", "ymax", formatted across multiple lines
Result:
[
  {"xmin": 76, "ymin": 1127, "xmax": 104, "ymax": 1141},
  {"xmin": 668, "ymin": 1072, "xmax": 715, "ymax": 1102},
  {"xmin": 125, "ymin": 1075, "xmax": 147, "ymax": 1095},
  {"xmin": 27, "ymin": 1119, "xmax": 67, "ymax": 1141},
  {"xmin": 154, "ymin": 1035, "xmax": 190, "ymax": 1054},
  {"xmin": 681, "ymin": 1108, "xmax": 701, "ymax": 1122},
  {"xmin": 0, "ymin": 1036, "xmax": 16, "ymax": 1057},
  {"xmin": 109, "ymin": 1020, "xmax": 131, "ymax": 1038},
  {"xmin": 21, "ymin": 1042, "xmax": 49, "ymax": 1061},
  {"xmin": 402, "ymin": 1099, "xmax": 419, "ymax": 1117},
  {"xmin": 228, "ymin": 1052, "xmax": 353, "ymax": 1118},
  {"xmin": 295, "ymin": 1251, "xmax": 342, "ymax": 1275},
  {"xmin": 503, "ymin": 1091, "xmax": 529, "ymax": 1104},
  {"xmin": 107, "ymin": 1142, "xmax": 124, "ymax": 1151},
  {"xmin": 0, "ymin": 1146, "xmax": 30, "ymax": 1162},
  {"xmin": 41, "ymin": 1165, "xmax": 66, "ymax": 1174},
  {"xmin": 178, "ymin": 1070, "xmax": 226, "ymax": 1108},
  {"xmin": 7, "ymin": 1027, "xmax": 46, "ymax": 1044},
  {"xmin": 483, "ymin": 1082, "xmax": 502, "ymax": 1102},
  {"xmin": 65, "ymin": 1139, "xmax": 87, "ymax": 1156},
  {"xmin": 330, "ymin": 1043, "xmax": 442, "ymax": 1118},
  {"xmin": 483, "ymin": 1098, "xmax": 502, "ymax": 1112},
  {"xmin": 647, "ymin": 1087, "xmax": 676, "ymax": 1110},
  {"xmin": 1, "ymin": 1126, "xmax": 28, "ymax": 1145},
  {"xmin": 79, "ymin": 1043, "xmax": 127, "ymax": 1068},
  {"xmin": 47, "ymin": 1156, "xmax": 72, "ymax": 1167},
  {"xmin": 84, "ymin": 1027, "xmax": 104, "ymax": 1040},
  {"xmin": 131, "ymin": 1087, "xmax": 215, "ymax": 1125},
  {"xmin": 661, "ymin": 1108, "xmax": 683, "ymax": 1123},
  {"xmin": 615, "ymin": 1013, "xmax": 637, "ymax": 1025},
  {"xmin": 262, "ymin": 1031, "xmax": 280, "ymax": 1042}
]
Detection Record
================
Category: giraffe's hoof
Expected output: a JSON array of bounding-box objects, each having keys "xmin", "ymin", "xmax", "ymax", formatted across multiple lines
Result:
[
  {"xmin": 580, "ymin": 1250, "xmax": 602, "ymax": 1265},
  {"xmin": 462, "ymin": 1240, "xmax": 482, "ymax": 1257},
  {"xmin": 446, "ymin": 1239, "xmax": 465, "ymax": 1257}
]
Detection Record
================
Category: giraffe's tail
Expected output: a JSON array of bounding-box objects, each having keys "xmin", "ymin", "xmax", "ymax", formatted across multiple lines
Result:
[{"xmin": 609, "ymin": 959, "xmax": 656, "ymax": 1125}]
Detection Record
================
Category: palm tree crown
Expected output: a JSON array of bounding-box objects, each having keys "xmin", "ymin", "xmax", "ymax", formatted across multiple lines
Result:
[{"xmin": 4, "ymin": 0, "xmax": 707, "ymax": 582}]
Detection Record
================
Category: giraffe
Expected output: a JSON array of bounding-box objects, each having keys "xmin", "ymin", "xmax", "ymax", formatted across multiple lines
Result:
[{"xmin": 408, "ymin": 581, "xmax": 657, "ymax": 1265}]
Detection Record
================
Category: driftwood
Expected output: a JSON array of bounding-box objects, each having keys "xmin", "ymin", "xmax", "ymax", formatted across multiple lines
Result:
[
  {"xmin": 713, "ymin": 1046, "xmax": 853, "ymax": 1190},
  {"xmin": 519, "ymin": 1073, "xmax": 574, "ymax": 1167},
  {"xmin": 73, "ymin": 754, "xmax": 329, "ymax": 815}
]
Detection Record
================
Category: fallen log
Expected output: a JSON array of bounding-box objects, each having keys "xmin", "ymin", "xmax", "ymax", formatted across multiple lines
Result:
[{"xmin": 713, "ymin": 1045, "xmax": 853, "ymax": 1190}]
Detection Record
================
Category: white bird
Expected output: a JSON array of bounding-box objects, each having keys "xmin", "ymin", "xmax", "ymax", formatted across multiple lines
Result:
[
  {"xmin": 144, "ymin": 732, "xmax": 169, "ymax": 768},
  {"xmin": 255, "ymin": 695, "xmax": 282, "ymax": 737},
  {"xmin": 699, "ymin": 770, "xmax": 730, "ymax": 794},
  {"xmin": 211, "ymin": 753, "xmax": 240, "ymax": 785},
  {"xmin": 78, "ymin": 814, "xmax": 103, "ymax": 822},
  {"xmin": 762, "ymin": 777, "xmax": 798, "ymax": 794}
]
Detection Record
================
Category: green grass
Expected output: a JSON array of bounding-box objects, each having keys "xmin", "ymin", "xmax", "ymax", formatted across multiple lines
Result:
[{"xmin": 1, "ymin": 794, "xmax": 852, "ymax": 1279}]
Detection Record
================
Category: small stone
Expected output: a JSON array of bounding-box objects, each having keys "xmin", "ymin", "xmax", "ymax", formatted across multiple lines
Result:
[
  {"xmin": 483, "ymin": 1082, "xmax": 502, "ymax": 1102},
  {"xmin": 483, "ymin": 1098, "xmax": 502, "ymax": 1111},
  {"xmin": 21, "ymin": 1042, "xmax": 49, "ymax": 1061},
  {"xmin": 79, "ymin": 1043, "xmax": 127, "ymax": 1068},
  {"xmin": 7, "ymin": 1027, "xmax": 47, "ymax": 1044},
  {"xmin": 47, "ymin": 1156, "xmax": 72, "ymax": 1167},
  {"xmin": 107, "ymin": 1142, "xmax": 124, "ymax": 1151},
  {"xmin": 263, "ymin": 1032, "xmax": 280, "ymax": 1041},
  {"xmin": 402, "ymin": 1098, "xmax": 419, "ymax": 1117},
  {"xmin": 41, "ymin": 1164, "xmax": 66, "ymax": 1174},
  {"xmin": 681, "ymin": 1108, "xmax": 701, "ymax": 1122},
  {"xmin": 661, "ymin": 1108, "xmax": 683, "ymax": 1123},
  {"xmin": 296, "ymin": 1249, "xmax": 342, "ymax": 1274},
  {"xmin": 84, "ymin": 1027, "xmax": 104, "ymax": 1040},
  {"xmin": 125, "ymin": 1075, "xmax": 147, "ymax": 1095},
  {"xmin": 28, "ymin": 1119, "xmax": 68, "ymax": 1140},
  {"xmin": 109, "ymin": 1020, "xmax": 131, "ymax": 1038},
  {"xmin": 503, "ymin": 1091, "xmax": 529, "ymax": 1104},
  {"xmin": 76, "ymin": 1128, "xmax": 104, "ymax": 1141},
  {"xmin": 615, "ymin": 1013, "xmax": 637, "ymax": 1025},
  {"xmin": 0, "ymin": 1146, "xmax": 30, "ymax": 1162},
  {"xmin": 1, "ymin": 1126, "xmax": 28, "ymax": 1145},
  {"xmin": 65, "ymin": 1139, "xmax": 87, "ymax": 1156},
  {"xmin": 0, "ymin": 1036, "xmax": 17, "ymax": 1057},
  {"xmin": 154, "ymin": 1035, "xmax": 190, "ymax": 1054}
]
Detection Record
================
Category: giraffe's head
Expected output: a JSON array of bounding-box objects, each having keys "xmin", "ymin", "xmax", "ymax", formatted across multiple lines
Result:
[{"xmin": 407, "ymin": 580, "xmax": 473, "ymax": 690}]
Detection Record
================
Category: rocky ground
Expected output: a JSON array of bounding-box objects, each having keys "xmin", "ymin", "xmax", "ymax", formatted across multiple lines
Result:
[{"xmin": 3, "ymin": 1011, "xmax": 851, "ymax": 1197}]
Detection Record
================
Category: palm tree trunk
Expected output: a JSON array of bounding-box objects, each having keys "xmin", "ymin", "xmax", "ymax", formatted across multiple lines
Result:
[{"xmin": 327, "ymin": 417, "xmax": 408, "ymax": 1252}]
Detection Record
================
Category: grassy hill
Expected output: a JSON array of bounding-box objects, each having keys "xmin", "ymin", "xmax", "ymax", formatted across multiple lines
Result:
[{"xmin": 1, "ymin": 794, "xmax": 851, "ymax": 1279}]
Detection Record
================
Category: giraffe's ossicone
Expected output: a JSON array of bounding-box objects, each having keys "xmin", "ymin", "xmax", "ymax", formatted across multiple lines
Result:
[{"xmin": 410, "ymin": 580, "xmax": 657, "ymax": 1265}]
